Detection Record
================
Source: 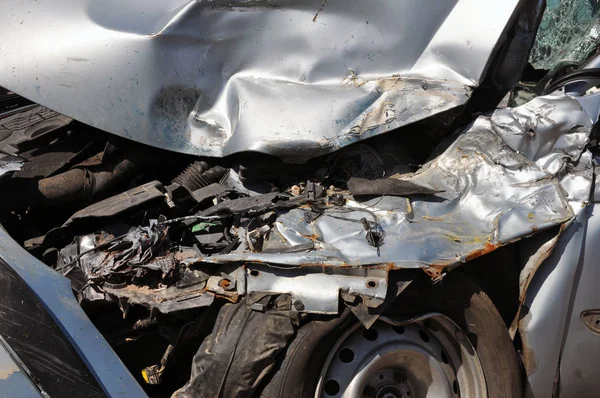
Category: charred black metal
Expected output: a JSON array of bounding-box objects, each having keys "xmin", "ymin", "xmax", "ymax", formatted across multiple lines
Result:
[
  {"xmin": 362, "ymin": 217, "xmax": 386, "ymax": 250},
  {"xmin": 327, "ymin": 194, "xmax": 346, "ymax": 206},
  {"xmin": 172, "ymin": 296, "xmax": 299, "ymax": 398}
]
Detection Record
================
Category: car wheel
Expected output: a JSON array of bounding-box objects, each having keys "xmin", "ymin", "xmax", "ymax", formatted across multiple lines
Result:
[{"xmin": 259, "ymin": 272, "xmax": 522, "ymax": 398}]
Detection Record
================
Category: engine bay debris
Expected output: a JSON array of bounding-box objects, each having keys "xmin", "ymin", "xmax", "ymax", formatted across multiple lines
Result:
[
  {"xmin": 2, "ymin": 90, "xmax": 594, "ymax": 395},
  {"xmin": 9, "ymin": 95, "xmax": 591, "ymax": 321},
  {"xmin": 1, "ymin": 83, "xmax": 598, "ymax": 398},
  {"xmin": 4, "ymin": 0, "xmax": 600, "ymax": 396}
]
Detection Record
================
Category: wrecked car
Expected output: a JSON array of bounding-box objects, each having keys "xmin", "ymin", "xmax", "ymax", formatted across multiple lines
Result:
[{"xmin": 1, "ymin": 0, "xmax": 600, "ymax": 397}]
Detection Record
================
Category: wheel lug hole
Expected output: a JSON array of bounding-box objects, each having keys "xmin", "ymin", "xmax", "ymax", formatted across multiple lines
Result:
[
  {"xmin": 363, "ymin": 328, "xmax": 378, "ymax": 341},
  {"xmin": 441, "ymin": 350, "xmax": 449, "ymax": 364},
  {"xmin": 338, "ymin": 348, "xmax": 354, "ymax": 363},
  {"xmin": 324, "ymin": 380, "xmax": 340, "ymax": 396},
  {"xmin": 392, "ymin": 325, "xmax": 405, "ymax": 334}
]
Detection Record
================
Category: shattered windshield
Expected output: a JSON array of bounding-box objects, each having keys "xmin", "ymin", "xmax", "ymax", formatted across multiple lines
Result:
[{"xmin": 530, "ymin": 0, "xmax": 600, "ymax": 69}]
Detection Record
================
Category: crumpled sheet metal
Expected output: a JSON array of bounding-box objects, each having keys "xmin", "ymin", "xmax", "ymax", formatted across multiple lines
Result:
[
  {"xmin": 197, "ymin": 95, "xmax": 594, "ymax": 274},
  {"xmin": 60, "ymin": 224, "xmax": 171, "ymax": 280},
  {"xmin": 104, "ymin": 284, "xmax": 215, "ymax": 314},
  {"xmin": 0, "ymin": 0, "xmax": 520, "ymax": 160}
]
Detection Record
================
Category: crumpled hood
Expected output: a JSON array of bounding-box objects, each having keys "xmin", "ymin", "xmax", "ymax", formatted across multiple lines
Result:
[
  {"xmin": 191, "ymin": 95, "xmax": 595, "ymax": 273},
  {"xmin": 0, "ymin": 0, "xmax": 523, "ymax": 160}
]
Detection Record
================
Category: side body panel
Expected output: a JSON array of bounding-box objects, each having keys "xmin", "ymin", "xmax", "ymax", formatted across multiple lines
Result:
[
  {"xmin": 522, "ymin": 163, "xmax": 600, "ymax": 397},
  {"xmin": 0, "ymin": 226, "xmax": 148, "ymax": 397},
  {"xmin": 520, "ymin": 209, "xmax": 588, "ymax": 397},
  {"xmin": 556, "ymin": 165, "xmax": 600, "ymax": 396}
]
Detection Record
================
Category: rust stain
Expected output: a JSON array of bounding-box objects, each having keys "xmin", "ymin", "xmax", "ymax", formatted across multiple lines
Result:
[
  {"xmin": 422, "ymin": 215, "xmax": 444, "ymax": 222},
  {"xmin": 529, "ymin": 225, "xmax": 539, "ymax": 234},
  {"xmin": 212, "ymin": 292, "xmax": 238, "ymax": 303},
  {"xmin": 245, "ymin": 259, "xmax": 267, "ymax": 265},
  {"xmin": 423, "ymin": 257, "xmax": 463, "ymax": 279},
  {"xmin": 299, "ymin": 232, "xmax": 320, "ymax": 242},
  {"xmin": 218, "ymin": 279, "xmax": 231, "ymax": 289},
  {"xmin": 559, "ymin": 222, "xmax": 568, "ymax": 233},
  {"xmin": 429, "ymin": 260, "xmax": 454, "ymax": 268},
  {"xmin": 465, "ymin": 242, "xmax": 499, "ymax": 262},
  {"xmin": 174, "ymin": 250, "xmax": 201, "ymax": 261},
  {"xmin": 422, "ymin": 267, "xmax": 443, "ymax": 279},
  {"xmin": 104, "ymin": 284, "xmax": 207, "ymax": 304},
  {"xmin": 421, "ymin": 241, "xmax": 501, "ymax": 280},
  {"xmin": 365, "ymin": 280, "xmax": 378, "ymax": 288}
]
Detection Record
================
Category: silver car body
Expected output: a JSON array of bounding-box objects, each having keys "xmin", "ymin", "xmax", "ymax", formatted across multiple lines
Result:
[
  {"xmin": 0, "ymin": 0, "xmax": 522, "ymax": 160},
  {"xmin": 1, "ymin": 1, "xmax": 600, "ymax": 397}
]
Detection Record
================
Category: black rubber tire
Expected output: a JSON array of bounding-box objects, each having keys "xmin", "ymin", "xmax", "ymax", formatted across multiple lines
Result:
[
  {"xmin": 259, "ymin": 271, "xmax": 523, "ymax": 398},
  {"xmin": 259, "ymin": 313, "xmax": 353, "ymax": 398}
]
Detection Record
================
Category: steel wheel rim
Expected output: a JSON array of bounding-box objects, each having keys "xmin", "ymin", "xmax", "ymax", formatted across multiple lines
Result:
[{"xmin": 315, "ymin": 313, "xmax": 487, "ymax": 398}]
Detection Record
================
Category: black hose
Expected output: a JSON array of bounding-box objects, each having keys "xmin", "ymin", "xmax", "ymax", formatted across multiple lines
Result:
[
  {"xmin": 172, "ymin": 161, "xmax": 228, "ymax": 192},
  {"xmin": 1, "ymin": 151, "xmax": 143, "ymax": 210}
]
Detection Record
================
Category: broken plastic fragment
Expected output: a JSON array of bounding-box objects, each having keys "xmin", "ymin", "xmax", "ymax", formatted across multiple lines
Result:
[{"xmin": 191, "ymin": 222, "xmax": 219, "ymax": 233}]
